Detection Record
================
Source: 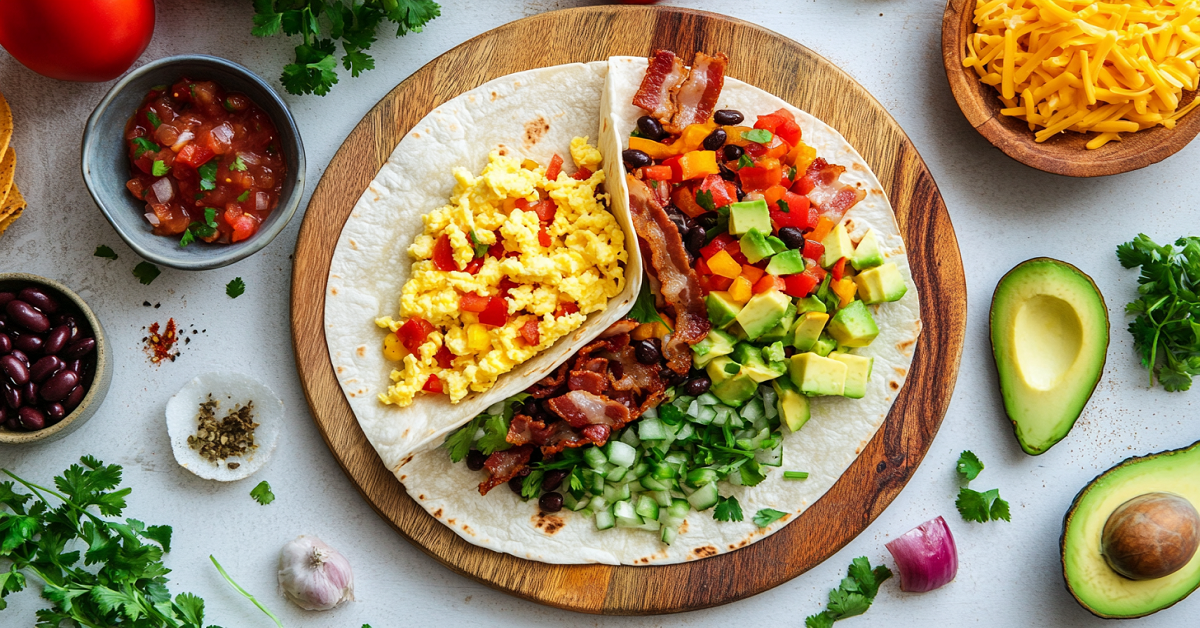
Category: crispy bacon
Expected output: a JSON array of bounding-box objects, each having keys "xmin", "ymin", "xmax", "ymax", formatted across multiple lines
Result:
[
  {"xmin": 633, "ymin": 50, "xmax": 688, "ymax": 125},
  {"xmin": 505, "ymin": 414, "xmax": 544, "ymax": 447},
  {"xmin": 569, "ymin": 370, "xmax": 608, "ymax": 395},
  {"xmin": 580, "ymin": 424, "xmax": 612, "ymax": 446},
  {"xmin": 627, "ymin": 175, "xmax": 710, "ymax": 358},
  {"xmin": 666, "ymin": 52, "xmax": 728, "ymax": 134},
  {"xmin": 533, "ymin": 420, "xmax": 591, "ymax": 456},
  {"xmin": 799, "ymin": 158, "xmax": 866, "ymax": 222},
  {"xmin": 605, "ymin": 344, "xmax": 661, "ymax": 393},
  {"xmin": 601, "ymin": 319, "xmax": 640, "ymax": 337},
  {"xmin": 662, "ymin": 335, "xmax": 695, "ymax": 376},
  {"xmin": 528, "ymin": 361, "xmax": 569, "ymax": 398},
  {"xmin": 549, "ymin": 390, "xmax": 631, "ymax": 428},
  {"xmin": 479, "ymin": 445, "xmax": 532, "ymax": 495}
]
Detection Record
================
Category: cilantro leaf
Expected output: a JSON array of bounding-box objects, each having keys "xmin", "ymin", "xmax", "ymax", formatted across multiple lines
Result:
[
  {"xmin": 131, "ymin": 137, "xmax": 159, "ymax": 158},
  {"xmin": 146, "ymin": 110, "xmax": 162, "ymax": 129},
  {"xmin": 629, "ymin": 280, "xmax": 672, "ymax": 330},
  {"xmin": 695, "ymin": 189, "xmax": 716, "ymax": 212},
  {"xmin": 152, "ymin": 160, "xmax": 169, "ymax": 176},
  {"xmin": 250, "ymin": 481, "xmax": 275, "ymax": 505},
  {"xmin": 827, "ymin": 588, "xmax": 871, "ymax": 618},
  {"xmin": 444, "ymin": 416, "xmax": 482, "ymax": 463},
  {"xmin": 805, "ymin": 612, "xmax": 836, "ymax": 628},
  {"xmin": 94, "ymin": 245, "xmax": 118, "ymax": 260},
  {"xmin": 737, "ymin": 154, "xmax": 754, "ymax": 169},
  {"xmin": 806, "ymin": 557, "xmax": 892, "ymax": 626},
  {"xmin": 229, "ymin": 155, "xmax": 248, "ymax": 172},
  {"xmin": 132, "ymin": 262, "xmax": 160, "ymax": 285},
  {"xmin": 237, "ymin": 189, "xmax": 251, "ymax": 202},
  {"xmin": 520, "ymin": 469, "xmax": 544, "ymax": 500},
  {"xmin": 713, "ymin": 495, "xmax": 743, "ymax": 522},
  {"xmin": 956, "ymin": 450, "xmax": 984, "ymax": 481},
  {"xmin": 226, "ymin": 277, "xmax": 246, "ymax": 299},
  {"xmin": 741, "ymin": 129, "xmax": 773, "ymax": 144},
  {"xmin": 752, "ymin": 508, "xmax": 787, "ymax": 527},
  {"xmin": 957, "ymin": 487, "xmax": 1011, "ymax": 523},
  {"xmin": 476, "ymin": 414, "xmax": 512, "ymax": 454},
  {"xmin": 197, "ymin": 159, "xmax": 218, "ymax": 191},
  {"xmin": 777, "ymin": 199, "xmax": 790, "ymax": 213},
  {"xmin": 468, "ymin": 230, "xmax": 489, "ymax": 258}
]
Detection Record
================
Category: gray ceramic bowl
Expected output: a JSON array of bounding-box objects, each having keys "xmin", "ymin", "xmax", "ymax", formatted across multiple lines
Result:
[
  {"xmin": 81, "ymin": 55, "xmax": 305, "ymax": 270},
  {"xmin": 0, "ymin": 273, "xmax": 112, "ymax": 445}
]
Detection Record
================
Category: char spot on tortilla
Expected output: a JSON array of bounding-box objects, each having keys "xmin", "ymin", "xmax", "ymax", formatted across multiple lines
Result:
[
  {"xmin": 523, "ymin": 116, "xmax": 551, "ymax": 149},
  {"xmin": 402, "ymin": 428, "xmax": 410, "ymax": 438},
  {"xmin": 447, "ymin": 518, "xmax": 455, "ymax": 524},
  {"xmin": 337, "ymin": 366, "xmax": 345, "ymax": 374},
  {"xmin": 897, "ymin": 338, "xmax": 917, "ymax": 352},
  {"xmin": 356, "ymin": 346, "xmax": 366, "ymax": 357},
  {"xmin": 497, "ymin": 145, "xmax": 509, "ymax": 156},
  {"xmin": 330, "ymin": 287, "xmax": 338, "ymax": 295},
  {"xmin": 462, "ymin": 524, "xmax": 472, "ymax": 534},
  {"xmin": 691, "ymin": 545, "xmax": 718, "ymax": 559},
  {"xmin": 349, "ymin": 239, "xmax": 358, "ymax": 249},
  {"xmin": 533, "ymin": 512, "xmax": 565, "ymax": 535},
  {"xmin": 680, "ymin": 520, "xmax": 689, "ymax": 534},
  {"xmin": 491, "ymin": 91, "xmax": 498, "ymax": 101},
  {"xmin": 889, "ymin": 381, "xmax": 900, "ymax": 390},
  {"xmin": 413, "ymin": 132, "xmax": 420, "ymax": 139},
  {"xmin": 433, "ymin": 508, "xmax": 443, "ymax": 518},
  {"xmin": 894, "ymin": 366, "xmax": 908, "ymax": 376}
]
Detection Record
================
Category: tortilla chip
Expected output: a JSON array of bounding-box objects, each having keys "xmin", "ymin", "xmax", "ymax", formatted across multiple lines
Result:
[
  {"xmin": 0, "ymin": 183, "xmax": 25, "ymax": 222},
  {"xmin": 0, "ymin": 208, "xmax": 21, "ymax": 238},
  {"xmin": 0, "ymin": 92, "xmax": 10, "ymax": 162},
  {"xmin": 0, "ymin": 148, "xmax": 14, "ymax": 210}
]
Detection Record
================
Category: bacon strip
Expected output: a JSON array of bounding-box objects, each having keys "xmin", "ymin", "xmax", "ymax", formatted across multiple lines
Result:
[
  {"xmin": 666, "ymin": 52, "xmax": 728, "ymax": 134},
  {"xmin": 533, "ymin": 420, "xmax": 591, "ymax": 456},
  {"xmin": 600, "ymin": 319, "xmax": 639, "ymax": 338},
  {"xmin": 569, "ymin": 370, "xmax": 608, "ymax": 395},
  {"xmin": 506, "ymin": 414, "xmax": 544, "ymax": 447},
  {"xmin": 549, "ymin": 390, "xmax": 631, "ymax": 429},
  {"xmin": 799, "ymin": 158, "xmax": 866, "ymax": 222},
  {"xmin": 633, "ymin": 50, "xmax": 688, "ymax": 125},
  {"xmin": 627, "ymin": 175, "xmax": 711, "ymax": 357},
  {"xmin": 478, "ymin": 445, "xmax": 532, "ymax": 495}
]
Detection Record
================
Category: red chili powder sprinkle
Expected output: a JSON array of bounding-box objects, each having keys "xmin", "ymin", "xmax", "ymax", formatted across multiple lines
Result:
[{"xmin": 145, "ymin": 318, "xmax": 179, "ymax": 364}]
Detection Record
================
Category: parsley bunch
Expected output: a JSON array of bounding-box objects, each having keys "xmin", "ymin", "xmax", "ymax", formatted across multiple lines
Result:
[
  {"xmin": 1116, "ymin": 234, "xmax": 1200, "ymax": 391},
  {"xmin": 251, "ymin": 0, "xmax": 442, "ymax": 96},
  {"xmin": 805, "ymin": 557, "xmax": 892, "ymax": 628}
]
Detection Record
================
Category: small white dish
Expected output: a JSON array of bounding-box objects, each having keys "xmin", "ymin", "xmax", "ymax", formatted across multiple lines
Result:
[{"xmin": 166, "ymin": 371, "xmax": 282, "ymax": 481}]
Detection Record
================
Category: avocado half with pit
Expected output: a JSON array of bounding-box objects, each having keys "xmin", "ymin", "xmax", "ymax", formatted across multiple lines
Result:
[
  {"xmin": 1062, "ymin": 440, "xmax": 1200, "ymax": 618},
  {"xmin": 990, "ymin": 258, "xmax": 1108, "ymax": 455}
]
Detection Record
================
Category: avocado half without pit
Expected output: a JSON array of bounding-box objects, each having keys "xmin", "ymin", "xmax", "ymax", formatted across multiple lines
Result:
[
  {"xmin": 989, "ymin": 258, "xmax": 1109, "ymax": 455},
  {"xmin": 1063, "ymin": 441, "xmax": 1200, "ymax": 618}
]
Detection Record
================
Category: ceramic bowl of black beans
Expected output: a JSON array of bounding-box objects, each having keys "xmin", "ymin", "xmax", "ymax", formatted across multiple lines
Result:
[{"xmin": 0, "ymin": 273, "xmax": 111, "ymax": 445}]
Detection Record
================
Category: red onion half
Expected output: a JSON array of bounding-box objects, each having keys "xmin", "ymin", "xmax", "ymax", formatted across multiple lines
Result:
[{"xmin": 885, "ymin": 516, "xmax": 958, "ymax": 592}]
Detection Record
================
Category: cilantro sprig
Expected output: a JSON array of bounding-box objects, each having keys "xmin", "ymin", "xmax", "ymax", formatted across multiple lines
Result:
[
  {"xmin": 250, "ymin": 481, "xmax": 274, "ymax": 505},
  {"xmin": 953, "ymin": 451, "xmax": 1010, "ymax": 523},
  {"xmin": 94, "ymin": 245, "xmax": 118, "ymax": 260},
  {"xmin": 251, "ymin": 0, "xmax": 442, "ymax": 96},
  {"xmin": 197, "ymin": 160, "xmax": 218, "ymax": 191},
  {"xmin": 629, "ymin": 280, "xmax": 672, "ymax": 331},
  {"xmin": 713, "ymin": 495, "xmax": 743, "ymax": 522},
  {"xmin": 226, "ymin": 277, "xmax": 246, "ymax": 299},
  {"xmin": 955, "ymin": 450, "xmax": 984, "ymax": 481},
  {"xmin": 1117, "ymin": 234, "xmax": 1200, "ymax": 390},
  {"xmin": 180, "ymin": 208, "xmax": 219, "ymax": 248},
  {"xmin": 753, "ymin": 508, "xmax": 786, "ymax": 527},
  {"xmin": 133, "ymin": 261, "xmax": 161, "ymax": 285},
  {"xmin": 805, "ymin": 557, "xmax": 893, "ymax": 628}
]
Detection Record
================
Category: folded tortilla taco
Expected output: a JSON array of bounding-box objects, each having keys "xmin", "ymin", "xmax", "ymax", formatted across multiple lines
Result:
[{"xmin": 393, "ymin": 52, "xmax": 922, "ymax": 565}]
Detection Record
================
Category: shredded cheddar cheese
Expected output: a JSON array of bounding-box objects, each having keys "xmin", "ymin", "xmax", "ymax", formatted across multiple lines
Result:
[{"xmin": 965, "ymin": 0, "xmax": 1200, "ymax": 148}]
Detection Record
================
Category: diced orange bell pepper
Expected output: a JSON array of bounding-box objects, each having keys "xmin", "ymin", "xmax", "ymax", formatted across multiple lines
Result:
[
  {"xmin": 677, "ymin": 122, "xmax": 719, "ymax": 152},
  {"xmin": 763, "ymin": 185, "xmax": 787, "ymax": 208},
  {"xmin": 833, "ymin": 278, "xmax": 857, "ymax": 308},
  {"xmin": 629, "ymin": 136, "xmax": 677, "ymax": 161},
  {"xmin": 786, "ymin": 142, "xmax": 817, "ymax": 173},
  {"xmin": 764, "ymin": 135, "xmax": 790, "ymax": 159},
  {"xmin": 678, "ymin": 151, "xmax": 720, "ymax": 181},
  {"xmin": 643, "ymin": 164, "xmax": 673, "ymax": 180},
  {"xmin": 728, "ymin": 276, "xmax": 753, "ymax": 304},
  {"xmin": 753, "ymin": 274, "xmax": 785, "ymax": 294},
  {"xmin": 723, "ymin": 126, "xmax": 757, "ymax": 147},
  {"xmin": 707, "ymin": 250, "xmax": 742, "ymax": 278},
  {"xmin": 673, "ymin": 184, "xmax": 708, "ymax": 218},
  {"xmin": 809, "ymin": 216, "xmax": 835, "ymax": 243},
  {"xmin": 739, "ymin": 264, "xmax": 765, "ymax": 284}
]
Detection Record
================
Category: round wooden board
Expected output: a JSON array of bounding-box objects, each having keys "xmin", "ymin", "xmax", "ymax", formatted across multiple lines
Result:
[{"xmin": 291, "ymin": 5, "xmax": 966, "ymax": 615}]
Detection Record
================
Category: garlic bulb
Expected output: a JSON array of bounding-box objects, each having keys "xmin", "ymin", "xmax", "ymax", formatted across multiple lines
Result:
[{"xmin": 278, "ymin": 535, "xmax": 355, "ymax": 611}]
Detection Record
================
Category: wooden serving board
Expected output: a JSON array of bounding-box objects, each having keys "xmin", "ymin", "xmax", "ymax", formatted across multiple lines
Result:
[{"xmin": 292, "ymin": 5, "xmax": 966, "ymax": 614}]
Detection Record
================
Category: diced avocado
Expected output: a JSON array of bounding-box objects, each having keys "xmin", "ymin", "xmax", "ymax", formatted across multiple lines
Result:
[
  {"xmin": 692, "ymin": 328, "xmax": 737, "ymax": 368},
  {"xmin": 788, "ymin": 352, "xmax": 847, "ymax": 396},
  {"xmin": 794, "ymin": 296, "xmax": 827, "ymax": 314},
  {"xmin": 728, "ymin": 322, "xmax": 749, "ymax": 341},
  {"xmin": 728, "ymin": 199, "xmax": 771, "ymax": 236},
  {"xmin": 706, "ymin": 291, "xmax": 743, "ymax": 327},
  {"xmin": 709, "ymin": 361, "xmax": 758, "ymax": 405},
  {"xmin": 812, "ymin": 333, "xmax": 837, "ymax": 357},
  {"xmin": 765, "ymin": 249, "xmax": 807, "ymax": 276},
  {"xmin": 762, "ymin": 341, "xmax": 786, "ymax": 363},
  {"xmin": 855, "ymin": 262, "xmax": 908, "ymax": 304},
  {"xmin": 792, "ymin": 311, "xmax": 830, "ymax": 352},
  {"xmin": 732, "ymin": 342, "xmax": 763, "ymax": 366},
  {"xmin": 739, "ymin": 228, "xmax": 776, "ymax": 264},
  {"xmin": 758, "ymin": 303, "xmax": 798, "ymax": 344},
  {"xmin": 827, "ymin": 300, "xmax": 879, "ymax": 347},
  {"xmin": 732, "ymin": 342, "xmax": 785, "ymax": 383},
  {"xmin": 772, "ymin": 378, "xmax": 812, "ymax": 432},
  {"xmin": 735, "ymin": 290, "xmax": 790, "ymax": 340},
  {"xmin": 851, "ymin": 228, "xmax": 884, "ymax": 270},
  {"xmin": 819, "ymin": 222, "xmax": 854, "ymax": 268},
  {"xmin": 829, "ymin": 352, "xmax": 874, "ymax": 399},
  {"xmin": 707, "ymin": 356, "xmax": 739, "ymax": 386},
  {"xmin": 766, "ymin": 235, "xmax": 787, "ymax": 255}
]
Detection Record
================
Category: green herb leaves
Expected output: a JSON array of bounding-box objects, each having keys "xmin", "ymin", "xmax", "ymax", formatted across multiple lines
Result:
[
  {"xmin": 1117, "ymin": 234, "xmax": 1200, "ymax": 390},
  {"xmin": 250, "ymin": 481, "xmax": 275, "ymax": 505},
  {"xmin": 197, "ymin": 160, "xmax": 218, "ymax": 191},
  {"xmin": 229, "ymin": 155, "xmax": 247, "ymax": 172},
  {"xmin": 251, "ymin": 0, "xmax": 442, "ymax": 96},
  {"xmin": 237, "ymin": 190, "xmax": 251, "ymax": 202},
  {"xmin": 468, "ymin": 230, "xmax": 489, "ymax": 259},
  {"xmin": 753, "ymin": 508, "xmax": 787, "ymax": 527},
  {"xmin": 132, "ymin": 137, "xmax": 159, "ymax": 158},
  {"xmin": 629, "ymin": 280, "xmax": 672, "ymax": 330},
  {"xmin": 94, "ymin": 245, "xmax": 118, "ymax": 260},
  {"xmin": 146, "ymin": 111, "xmax": 162, "ymax": 129},
  {"xmin": 226, "ymin": 277, "xmax": 246, "ymax": 299},
  {"xmin": 152, "ymin": 160, "xmax": 170, "ymax": 176},
  {"xmin": 180, "ymin": 208, "xmax": 219, "ymax": 248},
  {"xmin": 133, "ymin": 261, "xmax": 161, "ymax": 285},
  {"xmin": 954, "ymin": 451, "xmax": 1010, "ymax": 523},
  {"xmin": 741, "ymin": 129, "xmax": 773, "ymax": 144},
  {"xmin": 477, "ymin": 414, "xmax": 513, "ymax": 454},
  {"xmin": 737, "ymin": 154, "xmax": 754, "ymax": 169},
  {"xmin": 713, "ymin": 495, "xmax": 743, "ymax": 522},
  {"xmin": 695, "ymin": 189, "xmax": 716, "ymax": 212},
  {"xmin": 956, "ymin": 450, "xmax": 984, "ymax": 481},
  {"xmin": 805, "ymin": 557, "xmax": 893, "ymax": 628},
  {"xmin": 776, "ymin": 199, "xmax": 790, "ymax": 213}
]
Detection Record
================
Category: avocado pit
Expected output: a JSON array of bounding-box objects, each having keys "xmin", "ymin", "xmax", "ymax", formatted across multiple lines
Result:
[{"xmin": 1101, "ymin": 492, "xmax": 1200, "ymax": 581}]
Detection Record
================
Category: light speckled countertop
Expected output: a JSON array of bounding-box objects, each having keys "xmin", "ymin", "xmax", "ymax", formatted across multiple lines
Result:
[{"xmin": 2, "ymin": 1, "xmax": 1198, "ymax": 626}]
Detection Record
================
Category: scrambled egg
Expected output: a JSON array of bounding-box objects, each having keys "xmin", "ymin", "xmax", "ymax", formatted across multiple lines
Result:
[{"xmin": 377, "ymin": 137, "xmax": 626, "ymax": 406}]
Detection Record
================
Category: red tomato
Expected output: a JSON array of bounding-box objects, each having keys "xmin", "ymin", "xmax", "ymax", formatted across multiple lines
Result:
[
  {"xmin": 229, "ymin": 214, "xmax": 259, "ymax": 243},
  {"xmin": 432, "ymin": 234, "xmax": 457, "ymax": 271},
  {"xmin": 460, "ymin": 292, "xmax": 490, "ymax": 312},
  {"xmin": 783, "ymin": 273, "xmax": 820, "ymax": 298},
  {"xmin": 533, "ymin": 199, "xmax": 557, "ymax": 222},
  {"xmin": 538, "ymin": 227, "xmax": 552, "ymax": 247},
  {"xmin": 519, "ymin": 319, "xmax": 540, "ymax": 346},
  {"xmin": 0, "ymin": 0, "xmax": 154, "ymax": 82},
  {"xmin": 739, "ymin": 164, "xmax": 782, "ymax": 191},
  {"xmin": 422, "ymin": 375, "xmax": 444, "ymax": 394},
  {"xmin": 399, "ymin": 318, "xmax": 434, "ymax": 354},
  {"xmin": 700, "ymin": 233, "xmax": 735, "ymax": 259},
  {"xmin": 803, "ymin": 239, "xmax": 825, "ymax": 261},
  {"xmin": 545, "ymin": 154, "xmax": 564, "ymax": 181},
  {"xmin": 175, "ymin": 144, "xmax": 215, "ymax": 169},
  {"xmin": 555, "ymin": 302, "xmax": 580, "ymax": 318},
  {"xmin": 434, "ymin": 346, "xmax": 454, "ymax": 369},
  {"xmin": 643, "ymin": 165, "xmax": 673, "ymax": 181},
  {"xmin": 831, "ymin": 257, "xmax": 848, "ymax": 281},
  {"xmin": 698, "ymin": 174, "xmax": 736, "ymax": 208},
  {"xmin": 571, "ymin": 166, "xmax": 592, "ymax": 180},
  {"xmin": 771, "ymin": 193, "xmax": 815, "ymax": 230},
  {"xmin": 479, "ymin": 297, "xmax": 509, "ymax": 327}
]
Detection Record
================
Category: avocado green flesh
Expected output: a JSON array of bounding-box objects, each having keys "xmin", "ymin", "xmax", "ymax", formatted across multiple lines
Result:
[
  {"xmin": 991, "ymin": 258, "xmax": 1108, "ymax": 455},
  {"xmin": 1063, "ymin": 441, "xmax": 1200, "ymax": 618}
]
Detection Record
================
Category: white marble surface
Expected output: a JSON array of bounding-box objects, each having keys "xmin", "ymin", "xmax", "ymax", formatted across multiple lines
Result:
[{"xmin": 2, "ymin": 1, "xmax": 1199, "ymax": 626}]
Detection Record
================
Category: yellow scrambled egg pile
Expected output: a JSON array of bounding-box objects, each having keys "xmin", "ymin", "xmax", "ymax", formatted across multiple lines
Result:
[{"xmin": 377, "ymin": 137, "xmax": 626, "ymax": 406}]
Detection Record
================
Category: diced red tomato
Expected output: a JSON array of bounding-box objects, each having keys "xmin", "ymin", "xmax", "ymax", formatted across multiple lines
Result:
[
  {"xmin": 802, "ymin": 239, "xmax": 825, "ymax": 260},
  {"xmin": 695, "ymin": 256, "xmax": 712, "ymax": 275},
  {"xmin": 497, "ymin": 278, "xmax": 517, "ymax": 299},
  {"xmin": 661, "ymin": 155, "xmax": 684, "ymax": 183},
  {"xmin": 783, "ymin": 273, "xmax": 820, "ymax": 298},
  {"xmin": 753, "ymin": 274, "xmax": 785, "ymax": 294},
  {"xmin": 545, "ymin": 154, "xmax": 563, "ymax": 181},
  {"xmin": 398, "ymin": 317, "xmax": 435, "ymax": 354},
  {"xmin": 228, "ymin": 213, "xmax": 259, "ymax": 243},
  {"xmin": 700, "ymin": 233, "xmax": 735, "ymax": 259},
  {"xmin": 770, "ymin": 193, "xmax": 816, "ymax": 231},
  {"xmin": 480, "ymin": 297, "xmax": 509, "ymax": 327},
  {"xmin": 643, "ymin": 165, "xmax": 673, "ymax": 181},
  {"xmin": 698, "ymin": 174, "xmax": 736, "ymax": 208},
  {"xmin": 435, "ymin": 346, "xmax": 454, "ymax": 369},
  {"xmin": 460, "ymin": 292, "xmax": 490, "ymax": 312},
  {"xmin": 432, "ymin": 234, "xmax": 457, "ymax": 271},
  {"xmin": 571, "ymin": 166, "xmax": 592, "ymax": 180},
  {"xmin": 699, "ymin": 274, "xmax": 734, "ymax": 293},
  {"xmin": 422, "ymin": 375, "xmax": 444, "ymax": 394},
  {"xmin": 753, "ymin": 114, "xmax": 782, "ymax": 134},
  {"xmin": 739, "ymin": 164, "xmax": 782, "ymax": 191},
  {"xmin": 533, "ymin": 199, "xmax": 557, "ymax": 222},
  {"xmin": 775, "ymin": 119, "xmax": 802, "ymax": 146},
  {"xmin": 792, "ymin": 174, "xmax": 816, "ymax": 195},
  {"xmin": 726, "ymin": 241, "xmax": 748, "ymax": 265},
  {"xmin": 538, "ymin": 227, "xmax": 552, "ymax": 247},
  {"xmin": 465, "ymin": 257, "xmax": 484, "ymax": 274},
  {"xmin": 555, "ymin": 302, "xmax": 580, "ymax": 318},
  {"xmin": 808, "ymin": 263, "xmax": 828, "ymax": 282},
  {"xmin": 740, "ymin": 264, "xmax": 765, "ymax": 284},
  {"xmin": 520, "ymin": 318, "xmax": 540, "ymax": 346},
  {"xmin": 488, "ymin": 241, "xmax": 505, "ymax": 258},
  {"xmin": 175, "ymin": 143, "xmax": 215, "ymax": 169},
  {"xmin": 831, "ymin": 257, "xmax": 848, "ymax": 281}
]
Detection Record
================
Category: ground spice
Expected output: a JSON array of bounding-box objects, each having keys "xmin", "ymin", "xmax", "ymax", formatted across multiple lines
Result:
[
  {"xmin": 186, "ymin": 395, "xmax": 259, "ymax": 463},
  {"xmin": 144, "ymin": 318, "xmax": 179, "ymax": 364}
]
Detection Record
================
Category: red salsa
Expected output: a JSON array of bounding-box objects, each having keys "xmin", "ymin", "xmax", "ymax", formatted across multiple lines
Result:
[{"xmin": 124, "ymin": 78, "xmax": 286, "ymax": 244}]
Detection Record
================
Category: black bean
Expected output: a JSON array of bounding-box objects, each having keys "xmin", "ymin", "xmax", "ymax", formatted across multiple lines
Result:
[
  {"xmin": 508, "ymin": 476, "xmax": 525, "ymax": 495},
  {"xmin": 40, "ymin": 369, "xmax": 78, "ymax": 402},
  {"xmin": 622, "ymin": 149, "xmax": 652, "ymax": 170},
  {"xmin": 29, "ymin": 356, "xmax": 63, "ymax": 384},
  {"xmin": 18, "ymin": 287, "xmax": 58, "ymax": 314},
  {"xmin": 664, "ymin": 368, "xmax": 687, "ymax": 386},
  {"xmin": 466, "ymin": 449, "xmax": 487, "ymax": 471},
  {"xmin": 542, "ymin": 469, "xmax": 568, "ymax": 491},
  {"xmin": 6, "ymin": 300, "xmax": 50, "ymax": 333},
  {"xmin": 539, "ymin": 492, "xmax": 564, "ymax": 512},
  {"xmin": 14, "ymin": 333, "xmax": 42, "ymax": 355},
  {"xmin": 718, "ymin": 162, "xmax": 738, "ymax": 182},
  {"xmin": 696, "ymin": 212, "xmax": 719, "ymax": 231},
  {"xmin": 0, "ymin": 332, "xmax": 9, "ymax": 354},
  {"xmin": 3, "ymin": 383, "xmax": 20, "ymax": 409},
  {"xmin": 722, "ymin": 144, "xmax": 744, "ymax": 162},
  {"xmin": 0, "ymin": 354, "xmax": 29, "ymax": 385},
  {"xmin": 64, "ymin": 385, "xmax": 85, "ymax": 412},
  {"xmin": 686, "ymin": 228, "xmax": 707, "ymax": 256},
  {"xmin": 43, "ymin": 402, "xmax": 66, "ymax": 423},
  {"xmin": 636, "ymin": 115, "xmax": 667, "ymax": 141},
  {"xmin": 517, "ymin": 466, "xmax": 532, "ymax": 478},
  {"xmin": 664, "ymin": 206, "xmax": 689, "ymax": 236},
  {"xmin": 684, "ymin": 376, "xmax": 712, "ymax": 396},
  {"xmin": 702, "ymin": 128, "xmax": 727, "ymax": 151},
  {"xmin": 735, "ymin": 180, "xmax": 746, "ymax": 201},
  {"xmin": 43, "ymin": 325, "xmax": 71, "ymax": 355},
  {"xmin": 778, "ymin": 227, "xmax": 807, "ymax": 250},
  {"xmin": 62, "ymin": 338, "xmax": 95, "ymax": 360},
  {"xmin": 16, "ymin": 406, "xmax": 45, "ymax": 431},
  {"xmin": 635, "ymin": 339, "xmax": 662, "ymax": 365},
  {"xmin": 714, "ymin": 109, "xmax": 744, "ymax": 126}
]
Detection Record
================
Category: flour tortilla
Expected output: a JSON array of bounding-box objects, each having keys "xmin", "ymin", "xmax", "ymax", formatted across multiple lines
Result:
[
  {"xmin": 396, "ymin": 57, "xmax": 922, "ymax": 565},
  {"xmin": 325, "ymin": 62, "xmax": 642, "ymax": 475}
]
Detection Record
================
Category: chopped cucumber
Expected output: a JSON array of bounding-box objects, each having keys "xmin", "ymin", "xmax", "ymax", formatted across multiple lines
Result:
[
  {"xmin": 584, "ymin": 447, "xmax": 608, "ymax": 470},
  {"xmin": 660, "ymin": 524, "xmax": 679, "ymax": 545},
  {"xmin": 619, "ymin": 427, "xmax": 641, "ymax": 449},
  {"xmin": 686, "ymin": 467, "xmax": 719, "ymax": 487},
  {"xmin": 755, "ymin": 443, "xmax": 783, "ymax": 467},
  {"xmin": 638, "ymin": 418, "xmax": 667, "ymax": 441},
  {"xmin": 668, "ymin": 498, "xmax": 691, "ymax": 520},
  {"xmin": 603, "ymin": 483, "xmax": 631, "ymax": 503},
  {"xmin": 697, "ymin": 392, "xmax": 720, "ymax": 406},
  {"xmin": 595, "ymin": 507, "xmax": 615, "ymax": 530},
  {"xmin": 605, "ymin": 465, "xmax": 628, "ymax": 482},
  {"xmin": 687, "ymin": 482, "xmax": 720, "ymax": 511},
  {"xmin": 695, "ymin": 406, "xmax": 717, "ymax": 425},
  {"xmin": 606, "ymin": 440, "xmax": 637, "ymax": 468},
  {"xmin": 613, "ymin": 500, "xmax": 637, "ymax": 520},
  {"xmin": 635, "ymin": 494, "xmax": 660, "ymax": 520}
]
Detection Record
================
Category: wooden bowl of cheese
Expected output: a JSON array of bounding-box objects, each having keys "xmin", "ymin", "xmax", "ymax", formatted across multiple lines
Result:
[{"xmin": 942, "ymin": 0, "xmax": 1200, "ymax": 177}]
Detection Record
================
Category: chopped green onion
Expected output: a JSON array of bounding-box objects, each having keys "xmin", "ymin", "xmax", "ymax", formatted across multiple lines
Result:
[{"xmin": 784, "ymin": 471, "xmax": 810, "ymax": 480}]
